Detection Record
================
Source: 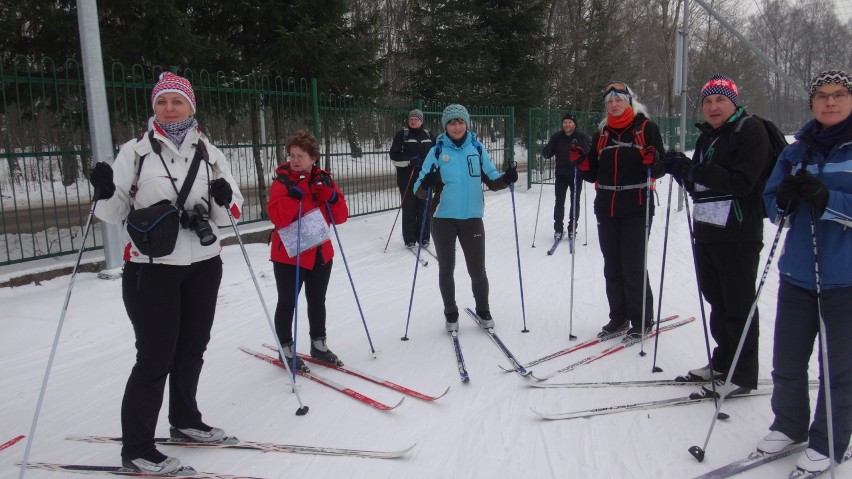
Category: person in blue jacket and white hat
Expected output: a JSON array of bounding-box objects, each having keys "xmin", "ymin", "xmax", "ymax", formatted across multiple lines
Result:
[
  {"xmin": 757, "ymin": 69, "xmax": 852, "ymax": 477},
  {"xmin": 413, "ymin": 104, "xmax": 518, "ymax": 332}
]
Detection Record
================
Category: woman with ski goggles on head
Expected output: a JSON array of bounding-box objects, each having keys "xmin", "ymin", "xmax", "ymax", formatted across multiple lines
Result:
[{"xmin": 576, "ymin": 82, "xmax": 666, "ymax": 341}]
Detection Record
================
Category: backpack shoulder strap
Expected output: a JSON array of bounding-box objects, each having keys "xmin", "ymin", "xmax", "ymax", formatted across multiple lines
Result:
[
  {"xmin": 596, "ymin": 129, "xmax": 609, "ymax": 156},
  {"xmin": 633, "ymin": 119, "xmax": 649, "ymax": 148},
  {"xmin": 403, "ymin": 127, "xmax": 410, "ymax": 142},
  {"xmin": 734, "ymin": 114, "xmax": 750, "ymax": 134}
]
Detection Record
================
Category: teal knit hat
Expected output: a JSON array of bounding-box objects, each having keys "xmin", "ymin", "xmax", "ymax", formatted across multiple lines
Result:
[{"xmin": 441, "ymin": 104, "xmax": 470, "ymax": 127}]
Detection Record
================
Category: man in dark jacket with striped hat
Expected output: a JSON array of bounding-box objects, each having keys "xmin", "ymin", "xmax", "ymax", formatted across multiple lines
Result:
[
  {"xmin": 542, "ymin": 113, "xmax": 591, "ymax": 240},
  {"xmin": 662, "ymin": 74, "xmax": 771, "ymax": 400},
  {"xmin": 389, "ymin": 109, "xmax": 435, "ymax": 247}
]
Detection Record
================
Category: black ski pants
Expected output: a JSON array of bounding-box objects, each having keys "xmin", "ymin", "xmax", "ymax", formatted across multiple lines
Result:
[
  {"xmin": 554, "ymin": 171, "xmax": 582, "ymax": 235},
  {"xmin": 770, "ymin": 280, "xmax": 852, "ymax": 459},
  {"xmin": 596, "ymin": 213, "xmax": 653, "ymax": 329},
  {"xmin": 432, "ymin": 217, "xmax": 489, "ymax": 314},
  {"xmin": 694, "ymin": 241, "xmax": 762, "ymax": 389},
  {"xmin": 120, "ymin": 256, "xmax": 223, "ymax": 460},
  {"xmin": 397, "ymin": 166, "xmax": 430, "ymax": 245},
  {"xmin": 273, "ymin": 256, "xmax": 334, "ymax": 345}
]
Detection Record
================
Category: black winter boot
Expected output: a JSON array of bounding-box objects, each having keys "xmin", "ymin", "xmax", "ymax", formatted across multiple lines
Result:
[{"xmin": 310, "ymin": 336, "xmax": 344, "ymax": 366}]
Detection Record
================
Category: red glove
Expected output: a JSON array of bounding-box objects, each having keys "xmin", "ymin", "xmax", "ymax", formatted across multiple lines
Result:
[
  {"xmin": 569, "ymin": 144, "xmax": 585, "ymax": 163},
  {"xmin": 640, "ymin": 146, "xmax": 657, "ymax": 166},
  {"xmin": 577, "ymin": 157, "xmax": 590, "ymax": 172},
  {"xmin": 312, "ymin": 183, "xmax": 338, "ymax": 203}
]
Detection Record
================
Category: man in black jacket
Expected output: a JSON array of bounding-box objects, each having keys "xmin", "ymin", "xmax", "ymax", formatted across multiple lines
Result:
[
  {"xmin": 542, "ymin": 113, "xmax": 591, "ymax": 240},
  {"xmin": 662, "ymin": 74, "xmax": 771, "ymax": 399},
  {"xmin": 389, "ymin": 109, "xmax": 435, "ymax": 247}
]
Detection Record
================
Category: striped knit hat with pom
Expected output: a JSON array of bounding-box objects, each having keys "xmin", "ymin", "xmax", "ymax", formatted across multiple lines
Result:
[
  {"xmin": 151, "ymin": 72, "xmax": 196, "ymax": 113},
  {"xmin": 701, "ymin": 74, "xmax": 740, "ymax": 106},
  {"xmin": 809, "ymin": 69, "xmax": 852, "ymax": 108}
]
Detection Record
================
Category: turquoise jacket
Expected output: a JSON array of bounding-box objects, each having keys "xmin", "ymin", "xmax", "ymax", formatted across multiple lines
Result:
[
  {"xmin": 414, "ymin": 131, "xmax": 503, "ymax": 219},
  {"xmin": 762, "ymin": 118, "xmax": 852, "ymax": 290}
]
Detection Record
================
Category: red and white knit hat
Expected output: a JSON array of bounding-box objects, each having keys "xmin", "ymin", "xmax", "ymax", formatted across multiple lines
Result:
[
  {"xmin": 150, "ymin": 72, "xmax": 196, "ymax": 113},
  {"xmin": 701, "ymin": 74, "xmax": 740, "ymax": 106}
]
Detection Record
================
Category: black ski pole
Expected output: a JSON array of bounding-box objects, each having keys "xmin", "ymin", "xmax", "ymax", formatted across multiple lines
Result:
[
  {"xmin": 651, "ymin": 177, "xmax": 675, "ymax": 372},
  {"xmin": 682, "ymin": 193, "xmax": 722, "ymax": 409},
  {"xmin": 639, "ymin": 167, "xmax": 653, "ymax": 356},
  {"xmin": 383, "ymin": 168, "xmax": 416, "ymax": 253},
  {"xmin": 567, "ymin": 164, "xmax": 579, "ymax": 340},
  {"xmin": 509, "ymin": 178, "xmax": 529, "ymax": 333},
  {"xmin": 688, "ymin": 205, "xmax": 791, "ymax": 462},
  {"xmin": 290, "ymin": 180, "xmax": 305, "ymax": 379},
  {"xmin": 19, "ymin": 193, "xmax": 101, "ymax": 479},
  {"xmin": 325, "ymin": 201, "xmax": 378, "ymax": 357},
  {"xmin": 583, "ymin": 185, "xmax": 588, "ymax": 246},
  {"xmin": 531, "ymin": 155, "xmax": 545, "ymax": 248},
  {"xmin": 402, "ymin": 169, "xmax": 435, "ymax": 341},
  {"xmin": 226, "ymin": 208, "xmax": 307, "ymax": 415},
  {"xmin": 808, "ymin": 201, "xmax": 837, "ymax": 476}
]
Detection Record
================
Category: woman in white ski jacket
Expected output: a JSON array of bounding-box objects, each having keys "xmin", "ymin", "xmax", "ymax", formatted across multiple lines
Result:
[{"xmin": 89, "ymin": 72, "xmax": 243, "ymax": 474}]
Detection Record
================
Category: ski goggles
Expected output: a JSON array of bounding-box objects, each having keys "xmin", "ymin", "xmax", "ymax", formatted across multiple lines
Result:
[{"xmin": 603, "ymin": 83, "xmax": 631, "ymax": 99}]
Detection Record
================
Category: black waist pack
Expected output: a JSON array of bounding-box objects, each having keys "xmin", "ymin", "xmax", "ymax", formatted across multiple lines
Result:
[{"xmin": 126, "ymin": 200, "xmax": 180, "ymax": 258}]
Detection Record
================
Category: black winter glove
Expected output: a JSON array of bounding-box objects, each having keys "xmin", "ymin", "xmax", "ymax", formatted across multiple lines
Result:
[
  {"xmin": 287, "ymin": 185, "xmax": 305, "ymax": 200},
  {"xmin": 210, "ymin": 178, "xmax": 233, "ymax": 207},
  {"xmin": 661, "ymin": 151, "xmax": 695, "ymax": 183},
  {"xmin": 502, "ymin": 163, "xmax": 518, "ymax": 184},
  {"xmin": 420, "ymin": 166, "xmax": 440, "ymax": 190},
  {"xmin": 775, "ymin": 174, "xmax": 800, "ymax": 216},
  {"xmin": 90, "ymin": 162, "xmax": 116, "ymax": 200},
  {"xmin": 409, "ymin": 156, "xmax": 423, "ymax": 169},
  {"xmin": 797, "ymin": 173, "xmax": 829, "ymax": 215}
]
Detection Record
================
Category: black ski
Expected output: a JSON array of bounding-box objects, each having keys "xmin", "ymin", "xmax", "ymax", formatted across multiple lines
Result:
[
  {"xmin": 22, "ymin": 462, "xmax": 262, "ymax": 478},
  {"xmin": 67, "ymin": 435, "xmax": 415, "ymax": 460},
  {"xmin": 407, "ymin": 246, "xmax": 428, "ymax": 266},
  {"xmin": 532, "ymin": 388, "xmax": 771, "ymax": 420},
  {"xmin": 532, "ymin": 378, "xmax": 781, "ymax": 389},
  {"xmin": 451, "ymin": 331, "xmax": 469, "ymax": 382},
  {"xmin": 546, "ymin": 237, "xmax": 562, "ymax": 255},
  {"xmin": 464, "ymin": 308, "xmax": 531, "ymax": 377}
]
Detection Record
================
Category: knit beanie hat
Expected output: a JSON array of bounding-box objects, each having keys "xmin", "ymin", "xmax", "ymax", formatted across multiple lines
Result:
[
  {"xmin": 441, "ymin": 104, "xmax": 470, "ymax": 127},
  {"xmin": 809, "ymin": 69, "xmax": 852, "ymax": 108},
  {"xmin": 408, "ymin": 109, "xmax": 424, "ymax": 122},
  {"xmin": 701, "ymin": 74, "xmax": 740, "ymax": 106},
  {"xmin": 562, "ymin": 113, "xmax": 577, "ymax": 123},
  {"xmin": 151, "ymin": 72, "xmax": 196, "ymax": 113}
]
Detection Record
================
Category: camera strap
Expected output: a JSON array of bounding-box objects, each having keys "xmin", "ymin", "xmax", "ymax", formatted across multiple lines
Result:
[{"xmin": 130, "ymin": 130, "xmax": 203, "ymax": 213}]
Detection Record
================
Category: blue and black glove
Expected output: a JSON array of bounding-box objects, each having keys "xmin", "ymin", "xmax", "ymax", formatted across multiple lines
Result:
[
  {"xmin": 502, "ymin": 164, "xmax": 518, "ymax": 184},
  {"xmin": 420, "ymin": 166, "xmax": 440, "ymax": 189}
]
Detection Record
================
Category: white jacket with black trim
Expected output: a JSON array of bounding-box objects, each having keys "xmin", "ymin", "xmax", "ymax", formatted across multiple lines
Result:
[{"xmin": 95, "ymin": 124, "xmax": 244, "ymax": 265}]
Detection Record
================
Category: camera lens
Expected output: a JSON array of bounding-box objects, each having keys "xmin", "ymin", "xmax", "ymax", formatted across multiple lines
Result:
[{"xmin": 190, "ymin": 204, "xmax": 217, "ymax": 246}]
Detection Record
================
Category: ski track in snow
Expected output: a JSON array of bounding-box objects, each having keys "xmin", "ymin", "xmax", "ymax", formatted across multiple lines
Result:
[{"xmin": 0, "ymin": 176, "xmax": 827, "ymax": 479}]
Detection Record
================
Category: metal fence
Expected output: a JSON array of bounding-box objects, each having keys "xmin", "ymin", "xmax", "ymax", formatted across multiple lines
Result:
[
  {"xmin": 526, "ymin": 108, "xmax": 701, "ymax": 184},
  {"xmin": 0, "ymin": 56, "xmax": 514, "ymax": 265}
]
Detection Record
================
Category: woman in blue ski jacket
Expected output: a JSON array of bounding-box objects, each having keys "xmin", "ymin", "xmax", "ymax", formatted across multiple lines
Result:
[
  {"xmin": 757, "ymin": 69, "xmax": 852, "ymax": 477},
  {"xmin": 413, "ymin": 104, "xmax": 517, "ymax": 332}
]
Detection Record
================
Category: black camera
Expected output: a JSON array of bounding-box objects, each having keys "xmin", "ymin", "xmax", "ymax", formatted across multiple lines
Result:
[{"xmin": 180, "ymin": 204, "xmax": 217, "ymax": 246}]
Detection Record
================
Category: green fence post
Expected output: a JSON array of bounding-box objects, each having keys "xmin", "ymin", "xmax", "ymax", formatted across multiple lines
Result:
[
  {"xmin": 310, "ymin": 78, "xmax": 320, "ymax": 139},
  {"xmin": 527, "ymin": 108, "xmax": 534, "ymax": 189},
  {"xmin": 507, "ymin": 106, "xmax": 515, "ymax": 171}
]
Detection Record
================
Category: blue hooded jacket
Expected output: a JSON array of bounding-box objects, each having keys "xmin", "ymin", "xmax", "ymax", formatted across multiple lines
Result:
[
  {"xmin": 762, "ymin": 118, "xmax": 852, "ymax": 290},
  {"xmin": 414, "ymin": 131, "xmax": 502, "ymax": 219}
]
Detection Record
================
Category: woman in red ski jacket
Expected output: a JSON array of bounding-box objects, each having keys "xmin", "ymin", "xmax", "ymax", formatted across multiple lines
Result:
[{"xmin": 268, "ymin": 130, "xmax": 348, "ymax": 371}]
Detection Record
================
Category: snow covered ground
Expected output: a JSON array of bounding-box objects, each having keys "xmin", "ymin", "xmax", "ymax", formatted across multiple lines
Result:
[{"xmin": 0, "ymin": 177, "xmax": 830, "ymax": 479}]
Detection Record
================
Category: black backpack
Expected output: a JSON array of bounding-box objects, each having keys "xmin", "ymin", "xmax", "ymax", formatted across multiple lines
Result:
[{"xmin": 734, "ymin": 115, "xmax": 788, "ymax": 217}]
